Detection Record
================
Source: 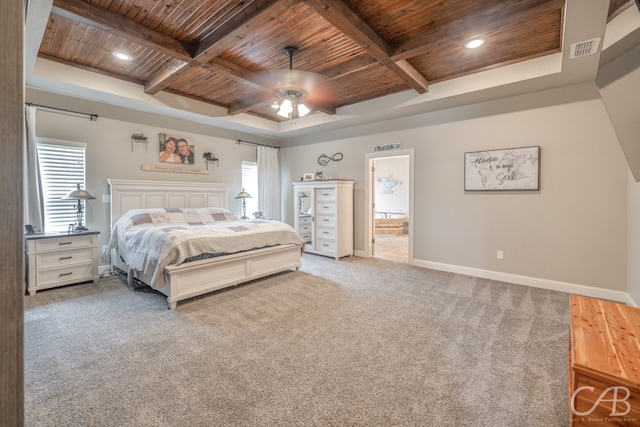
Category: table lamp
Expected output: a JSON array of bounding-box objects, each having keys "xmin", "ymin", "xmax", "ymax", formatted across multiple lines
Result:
[
  {"xmin": 235, "ymin": 188, "xmax": 252, "ymax": 220},
  {"xmin": 63, "ymin": 183, "xmax": 96, "ymax": 231}
]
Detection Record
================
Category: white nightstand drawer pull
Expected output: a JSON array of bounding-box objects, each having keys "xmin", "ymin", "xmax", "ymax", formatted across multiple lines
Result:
[
  {"xmin": 59, "ymin": 272, "xmax": 73, "ymax": 277},
  {"xmin": 59, "ymin": 256, "xmax": 73, "ymax": 260},
  {"xmin": 59, "ymin": 241, "xmax": 73, "ymax": 245}
]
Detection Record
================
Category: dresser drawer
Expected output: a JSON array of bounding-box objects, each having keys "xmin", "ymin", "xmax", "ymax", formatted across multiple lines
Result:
[
  {"xmin": 299, "ymin": 216, "xmax": 312, "ymax": 225},
  {"xmin": 315, "ymin": 188, "xmax": 336, "ymax": 201},
  {"xmin": 300, "ymin": 232, "xmax": 311, "ymax": 242},
  {"xmin": 36, "ymin": 247, "xmax": 93, "ymax": 268},
  {"xmin": 298, "ymin": 224, "xmax": 312, "ymax": 234},
  {"xmin": 315, "ymin": 239, "xmax": 336, "ymax": 252},
  {"xmin": 316, "ymin": 202, "xmax": 336, "ymax": 214},
  {"xmin": 35, "ymin": 234, "xmax": 94, "ymax": 251},
  {"xmin": 316, "ymin": 227, "xmax": 336, "ymax": 239},
  {"xmin": 37, "ymin": 263, "xmax": 95, "ymax": 287},
  {"xmin": 316, "ymin": 214, "xmax": 336, "ymax": 227}
]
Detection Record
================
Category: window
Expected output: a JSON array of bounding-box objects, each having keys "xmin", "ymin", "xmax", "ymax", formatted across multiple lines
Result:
[
  {"xmin": 241, "ymin": 161, "xmax": 259, "ymax": 216},
  {"xmin": 36, "ymin": 140, "xmax": 87, "ymax": 232}
]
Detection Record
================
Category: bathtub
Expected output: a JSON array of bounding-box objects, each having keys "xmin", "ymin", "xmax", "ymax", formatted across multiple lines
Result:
[{"xmin": 374, "ymin": 212, "xmax": 408, "ymax": 235}]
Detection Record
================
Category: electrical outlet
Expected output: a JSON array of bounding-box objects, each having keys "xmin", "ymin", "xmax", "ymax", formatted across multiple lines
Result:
[
  {"xmin": 102, "ymin": 194, "xmax": 110, "ymax": 203},
  {"xmin": 497, "ymin": 250, "xmax": 504, "ymax": 260}
]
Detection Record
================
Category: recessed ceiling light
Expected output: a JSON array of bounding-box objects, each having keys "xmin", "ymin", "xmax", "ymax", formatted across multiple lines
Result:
[
  {"xmin": 112, "ymin": 52, "xmax": 132, "ymax": 61},
  {"xmin": 464, "ymin": 38, "xmax": 485, "ymax": 49}
]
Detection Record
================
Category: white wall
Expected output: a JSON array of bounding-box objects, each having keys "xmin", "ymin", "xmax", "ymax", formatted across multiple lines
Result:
[
  {"xmin": 373, "ymin": 157, "xmax": 409, "ymax": 216},
  {"xmin": 281, "ymin": 82, "xmax": 629, "ymax": 295}
]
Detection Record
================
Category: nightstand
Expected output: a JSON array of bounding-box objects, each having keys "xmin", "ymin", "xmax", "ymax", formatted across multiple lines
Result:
[{"xmin": 25, "ymin": 230, "xmax": 100, "ymax": 295}]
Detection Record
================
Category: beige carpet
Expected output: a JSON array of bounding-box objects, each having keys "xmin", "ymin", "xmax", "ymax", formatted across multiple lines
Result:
[{"xmin": 24, "ymin": 254, "xmax": 570, "ymax": 426}]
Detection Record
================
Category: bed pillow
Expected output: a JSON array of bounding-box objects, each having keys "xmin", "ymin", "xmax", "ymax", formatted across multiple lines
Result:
[{"xmin": 125, "ymin": 207, "xmax": 238, "ymax": 228}]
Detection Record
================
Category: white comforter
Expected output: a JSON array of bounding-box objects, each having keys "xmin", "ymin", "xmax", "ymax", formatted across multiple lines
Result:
[{"xmin": 108, "ymin": 207, "xmax": 305, "ymax": 289}]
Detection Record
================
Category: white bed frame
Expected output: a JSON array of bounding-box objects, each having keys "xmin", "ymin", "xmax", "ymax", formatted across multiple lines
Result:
[{"xmin": 108, "ymin": 179, "xmax": 302, "ymax": 309}]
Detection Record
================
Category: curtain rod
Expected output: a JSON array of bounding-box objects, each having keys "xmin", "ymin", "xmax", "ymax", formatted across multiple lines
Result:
[
  {"xmin": 25, "ymin": 102, "xmax": 98, "ymax": 121},
  {"xmin": 236, "ymin": 139, "xmax": 279, "ymax": 149}
]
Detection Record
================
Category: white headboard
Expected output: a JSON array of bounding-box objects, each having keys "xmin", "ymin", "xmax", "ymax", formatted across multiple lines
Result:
[{"xmin": 108, "ymin": 179, "xmax": 228, "ymax": 227}]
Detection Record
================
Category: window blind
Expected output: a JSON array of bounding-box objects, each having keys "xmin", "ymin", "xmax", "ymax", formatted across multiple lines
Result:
[
  {"xmin": 241, "ymin": 161, "xmax": 259, "ymax": 216},
  {"xmin": 36, "ymin": 142, "xmax": 86, "ymax": 231}
]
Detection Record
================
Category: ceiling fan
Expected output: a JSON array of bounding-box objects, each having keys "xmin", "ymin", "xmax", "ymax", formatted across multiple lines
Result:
[{"xmin": 256, "ymin": 46, "xmax": 338, "ymax": 120}]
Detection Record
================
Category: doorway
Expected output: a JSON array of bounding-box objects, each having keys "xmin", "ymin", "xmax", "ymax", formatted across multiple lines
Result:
[{"xmin": 365, "ymin": 150, "xmax": 414, "ymax": 264}]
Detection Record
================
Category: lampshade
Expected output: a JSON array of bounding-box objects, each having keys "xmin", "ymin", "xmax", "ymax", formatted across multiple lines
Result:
[
  {"xmin": 235, "ymin": 189, "xmax": 252, "ymax": 199},
  {"xmin": 63, "ymin": 184, "xmax": 96, "ymax": 201}
]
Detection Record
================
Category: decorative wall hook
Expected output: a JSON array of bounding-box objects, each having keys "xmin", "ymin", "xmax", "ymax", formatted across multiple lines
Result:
[
  {"xmin": 131, "ymin": 132, "xmax": 148, "ymax": 152},
  {"xmin": 203, "ymin": 152, "xmax": 219, "ymax": 170}
]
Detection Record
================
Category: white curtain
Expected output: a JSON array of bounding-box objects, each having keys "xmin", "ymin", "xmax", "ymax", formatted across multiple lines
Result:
[
  {"xmin": 24, "ymin": 105, "xmax": 44, "ymax": 231},
  {"xmin": 257, "ymin": 145, "xmax": 280, "ymax": 220}
]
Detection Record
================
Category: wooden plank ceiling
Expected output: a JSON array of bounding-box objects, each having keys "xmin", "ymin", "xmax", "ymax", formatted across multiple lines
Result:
[{"xmin": 37, "ymin": 0, "xmax": 630, "ymax": 122}]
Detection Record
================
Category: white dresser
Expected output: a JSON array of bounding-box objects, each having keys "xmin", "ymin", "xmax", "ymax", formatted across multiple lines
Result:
[
  {"xmin": 293, "ymin": 180, "xmax": 354, "ymax": 260},
  {"xmin": 25, "ymin": 230, "xmax": 100, "ymax": 295}
]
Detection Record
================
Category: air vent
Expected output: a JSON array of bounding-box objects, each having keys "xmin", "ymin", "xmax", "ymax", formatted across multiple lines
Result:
[{"xmin": 569, "ymin": 37, "xmax": 601, "ymax": 58}]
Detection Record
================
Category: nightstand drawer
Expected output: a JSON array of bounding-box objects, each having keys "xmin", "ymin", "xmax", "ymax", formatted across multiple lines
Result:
[
  {"xmin": 36, "ymin": 247, "xmax": 93, "ymax": 268},
  {"xmin": 35, "ymin": 234, "xmax": 94, "ymax": 251},
  {"xmin": 37, "ymin": 263, "xmax": 94, "ymax": 287}
]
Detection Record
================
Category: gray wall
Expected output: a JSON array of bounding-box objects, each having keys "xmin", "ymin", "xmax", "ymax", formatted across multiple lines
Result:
[
  {"xmin": 597, "ymin": 38, "xmax": 640, "ymax": 305},
  {"xmin": 281, "ymin": 82, "xmax": 629, "ymax": 294},
  {"xmin": 27, "ymin": 88, "xmax": 278, "ymax": 254},
  {"xmin": 29, "ymin": 82, "xmax": 635, "ymax": 301}
]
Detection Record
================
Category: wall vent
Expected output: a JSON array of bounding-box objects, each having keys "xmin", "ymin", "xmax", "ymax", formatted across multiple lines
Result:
[{"xmin": 569, "ymin": 37, "xmax": 601, "ymax": 58}]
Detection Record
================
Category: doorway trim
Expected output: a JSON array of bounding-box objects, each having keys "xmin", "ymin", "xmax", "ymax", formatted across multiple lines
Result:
[{"xmin": 364, "ymin": 148, "xmax": 414, "ymax": 263}]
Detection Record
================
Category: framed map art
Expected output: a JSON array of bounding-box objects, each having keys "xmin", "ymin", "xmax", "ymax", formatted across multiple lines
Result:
[{"xmin": 464, "ymin": 146, "xmax": 540, "ymax": 191}]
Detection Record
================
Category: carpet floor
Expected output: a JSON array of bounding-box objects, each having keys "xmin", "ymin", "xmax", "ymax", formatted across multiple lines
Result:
[{"xmin": 24, "ymin": 254, "xmax": 570, "ymax": 426}]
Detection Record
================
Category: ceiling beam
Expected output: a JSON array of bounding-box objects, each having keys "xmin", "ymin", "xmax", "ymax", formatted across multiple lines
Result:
[
  {"xmin": 146, "ymin": 0, "xmax": 297, "ymax": 94},
  {"xmin": 391, "ymin": 0, "xmax": 565, "ymax": 61},
  {"xmin": 303, "ymin": 0, "xmax": 429, "ymax": 94},
  {"xmin": 51, "ymin": 0, "xmax": 194, "ymax": 62},
  {"xmin": 194, "ymin": 0, "xmax": 298, "ymax": 61}
]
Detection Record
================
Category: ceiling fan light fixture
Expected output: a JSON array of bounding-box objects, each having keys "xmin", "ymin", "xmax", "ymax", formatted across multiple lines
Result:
[
  {"xmin": 277, "ymin": 99, "xmax": 293, "ymax": 117},
  {"xmin": 298, "ymin": 104, "xmax": 310, "ymax": 117}
]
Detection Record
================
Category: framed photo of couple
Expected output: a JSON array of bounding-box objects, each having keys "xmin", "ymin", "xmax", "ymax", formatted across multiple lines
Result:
[{"xmin": 159, "ymin": 133, "xmax": 195, "ymax": 164}]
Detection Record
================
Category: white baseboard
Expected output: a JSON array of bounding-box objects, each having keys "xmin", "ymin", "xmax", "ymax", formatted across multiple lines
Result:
[{"xmin": 411, "ymin": 258, "xmax": 630, "ymax": 304}]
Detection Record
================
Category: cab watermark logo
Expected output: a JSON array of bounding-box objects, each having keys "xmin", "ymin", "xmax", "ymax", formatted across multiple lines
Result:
[{"xmin": 571, "ymin": 385, "xmax": 637, "ymax": 423}]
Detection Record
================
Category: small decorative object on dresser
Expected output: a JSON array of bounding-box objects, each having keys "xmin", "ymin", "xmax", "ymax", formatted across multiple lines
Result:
[
  {"xmin": 568, "ymin": 295, "xmax": 640, "ymax": 425},
  {"xmin": 25, "ymin": 230, "xmax": 100, "ymax": 295}
]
